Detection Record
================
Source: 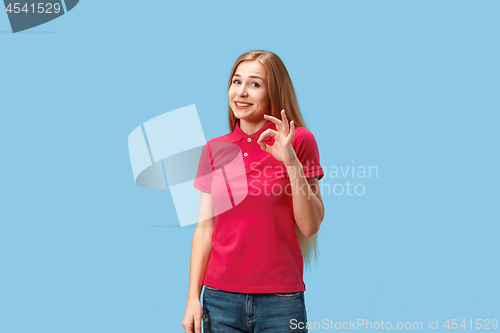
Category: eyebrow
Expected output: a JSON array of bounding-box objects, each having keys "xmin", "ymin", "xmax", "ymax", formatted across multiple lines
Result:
[{"xmin": 233, "ymin": 74, "xmax": 264, "ymax": 81}]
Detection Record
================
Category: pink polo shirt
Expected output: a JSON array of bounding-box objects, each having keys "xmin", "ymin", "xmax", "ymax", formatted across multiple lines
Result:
[{"xmin": 194, "ymin": 120, "xmax": 324, "ymax": 293}]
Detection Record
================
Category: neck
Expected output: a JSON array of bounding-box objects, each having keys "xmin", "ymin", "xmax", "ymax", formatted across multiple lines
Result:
[{"xmin": 239, "ymin": 118, "xmax": 268, "ymax": 135}]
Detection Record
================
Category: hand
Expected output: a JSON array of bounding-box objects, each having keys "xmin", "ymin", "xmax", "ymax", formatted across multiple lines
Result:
[
  {"xmin": 181, "ymin": 298, "xmax": 203, "ymax": 333},
  {"xmin": 257, "ymin": 110, "xmax": 299, "ymax": 167}
]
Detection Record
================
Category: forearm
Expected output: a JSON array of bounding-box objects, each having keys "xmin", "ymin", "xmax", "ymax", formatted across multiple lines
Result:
[
  {"xmin": 187, "ymin": 223, "xmax": 213, "ymax": 301},
  {"xmin": 286, "ymin": 160, "xmax": 324, "ymax": 237}
]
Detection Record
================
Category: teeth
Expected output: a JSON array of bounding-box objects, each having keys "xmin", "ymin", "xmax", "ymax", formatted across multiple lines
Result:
[{"xmin": 236, "ymin": 102, "xmax": 251, "ymax": 106}]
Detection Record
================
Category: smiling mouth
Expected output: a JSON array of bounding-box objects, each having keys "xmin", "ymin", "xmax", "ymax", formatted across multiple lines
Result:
[{"xmin": 235, "ymin": 102, "xmax": 253, "ymax": 106}]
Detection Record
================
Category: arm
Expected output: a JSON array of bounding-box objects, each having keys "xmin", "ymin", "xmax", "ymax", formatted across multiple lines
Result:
[
  {"xmin": 257, "ymin": 111, "xmax": 325, "ymax": 237},
  {"xmin": 187, "ymin": 191, "xmax": 214, "ymax": 299},
  {"xmin": 286, "ymin": 162, "xmax": 325, "ymax": 237},
  {"xmin": 181, "ymin": 191, "xmax": 214, "ymax": 333}
]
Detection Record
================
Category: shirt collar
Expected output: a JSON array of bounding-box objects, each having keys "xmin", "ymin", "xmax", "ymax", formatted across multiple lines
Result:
[{"xmin": 231, "ymin": 120, "xmax": 276, "ymax": 143}]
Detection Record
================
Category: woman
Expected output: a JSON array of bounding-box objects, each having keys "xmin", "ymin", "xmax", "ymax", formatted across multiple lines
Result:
[{"xmin": 181, "ymin": 50, "xmax": 325, "ymax": 333}]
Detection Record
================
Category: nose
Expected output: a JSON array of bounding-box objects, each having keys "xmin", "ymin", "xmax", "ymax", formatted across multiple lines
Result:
[{"xmin": 237, "ymin": 85, "xmax": 248, "ymax": 97}]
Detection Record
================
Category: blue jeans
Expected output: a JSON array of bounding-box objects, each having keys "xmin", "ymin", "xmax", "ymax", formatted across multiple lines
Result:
[{"xmin": 202, "ymin": 285, "xmax": 308, "ymax": 332}]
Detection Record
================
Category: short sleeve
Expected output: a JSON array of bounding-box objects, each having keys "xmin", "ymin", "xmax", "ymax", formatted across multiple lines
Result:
[
  {"xmin": 193, "ymin": 141, "xmax": 213, "ymax": 194},
  {"xmin": 293, "ymin": 127, "xmax": 324, "ymax": 180}
]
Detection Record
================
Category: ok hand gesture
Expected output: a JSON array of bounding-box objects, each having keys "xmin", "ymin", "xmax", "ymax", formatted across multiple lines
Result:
[{"xmin": 257, "ymin": 110, "xmax": 299, "ymax": 167}]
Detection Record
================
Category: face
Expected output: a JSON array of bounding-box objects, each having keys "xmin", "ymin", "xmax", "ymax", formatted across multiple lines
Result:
[{"xmin": 229, "ymin": 61, "xmax": 270, "ymax": 122}]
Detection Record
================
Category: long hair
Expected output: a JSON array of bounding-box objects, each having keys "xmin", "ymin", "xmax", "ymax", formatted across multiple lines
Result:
[{"xmin": 227, "ymin": 50, "xmax": 319, "ymax": 270}]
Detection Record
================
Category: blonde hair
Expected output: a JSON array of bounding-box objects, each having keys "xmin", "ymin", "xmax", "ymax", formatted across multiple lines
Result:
[{"xmin": 227, "ymin": 50, "xmax": 319, "ymax": 270}]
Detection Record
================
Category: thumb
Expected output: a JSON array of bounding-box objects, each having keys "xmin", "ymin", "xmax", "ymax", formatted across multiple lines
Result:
[{"xmin": 259, "ymin": 141, "xmax": 271, "ymax": 153}]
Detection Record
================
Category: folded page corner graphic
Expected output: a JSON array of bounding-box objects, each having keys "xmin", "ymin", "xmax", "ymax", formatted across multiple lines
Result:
[
  {"xmin": 4, "ymin": 0, "xmax": 79, "ymax": 33},
  {"xmin": 128, "ymin": 105, "xmax": 205, "ymax": 227},
  {"xmin": 128, "ymin": 105, "xmax": 249, "ymax": 227}
]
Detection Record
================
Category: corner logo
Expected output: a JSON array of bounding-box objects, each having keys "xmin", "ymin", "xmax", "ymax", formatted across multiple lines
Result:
[{"xmin": 4, "ymin": 0, "xmax": 78, "ymax": 33}]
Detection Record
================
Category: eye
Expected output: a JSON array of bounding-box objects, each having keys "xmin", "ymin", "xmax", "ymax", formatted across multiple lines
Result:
[
  {"xmin": 251, "ymin": 82, "xmax": 261, "ymax": 88},
  {"xmin": 233, "ymin": 79, "xmax": 241, "ymax": 84}
]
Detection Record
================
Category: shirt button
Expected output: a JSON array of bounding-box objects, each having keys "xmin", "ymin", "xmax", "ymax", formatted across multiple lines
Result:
[
  {"xmin": 243, "ymin": 152, "xmax": 248, "ymax": 157},
  {"xmin": 247, "ymin": 138, "xmax": 251, "ymax": 142}
]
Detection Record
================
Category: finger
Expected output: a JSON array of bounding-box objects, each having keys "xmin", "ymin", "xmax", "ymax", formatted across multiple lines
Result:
[
  {"xmin": 263, "ymin": 114, "xmax": 282, "ymax": 131},
  {"xmin": 281, "ymin": 110, "xmax": 289, "ymax": 134},
  {"xmin": 181, "ymin": 320, "xmax": 193, "ymax": 333},
  {"xmin": 189, "ymin": 315, "xmax": 197, "ymax": 333},
  {"xmin": 285, "ymin": 120, "xmax": 295, "ymax": 144},
  {"xmin": 257, "ymin": 128, "xmax": 277, "ymax": 144},
  {"xmin": 194, "ymin": 315, "xmax": 202, "ymax": 333},
  {"xmin": 287, "ymin": 120, "xmax": 295, "ymax": 143}
]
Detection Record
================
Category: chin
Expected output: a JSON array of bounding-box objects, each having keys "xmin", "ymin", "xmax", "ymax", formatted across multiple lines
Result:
[{"xmin": 232, "ymin": 110, "xmax": 246, "ymax": 119}]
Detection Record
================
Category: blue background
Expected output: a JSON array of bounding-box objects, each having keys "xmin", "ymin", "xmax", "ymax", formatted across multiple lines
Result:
[{"xmin": 1, "ymin": 1, "xmax": 499, "ymax": 332}]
